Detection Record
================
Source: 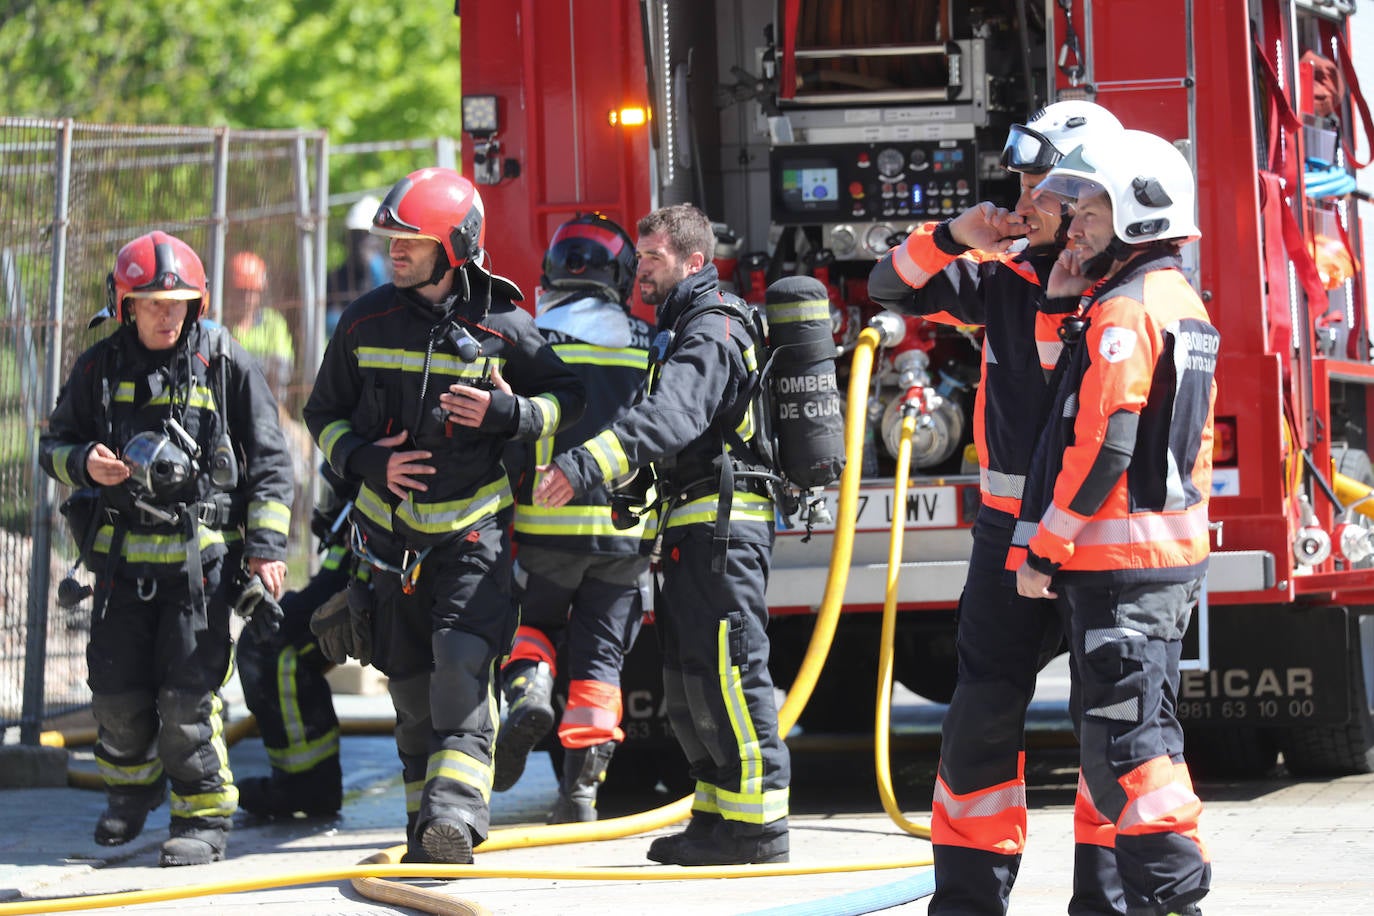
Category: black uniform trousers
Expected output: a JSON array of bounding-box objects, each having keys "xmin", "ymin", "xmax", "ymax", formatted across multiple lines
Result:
[
  {"xmin": 87, "ymin": 555, "xmax": 237, "ymax": 828},
  {"xmin": 930, "ymin": 509, "xmax": 1064, "ymax": 916},
  {"xmin": 656, "ymin": 524, "xmax": 789, "ymax": 832},
  {"xmin": 236, "ymin": 562, "xmax": 349, "ymax": 784},
  {"xmin": 1055, "ymin": 579, "xmax": 1210, "ymax": 916},
  {"xmin": 368, "ymin": 510, "xmax": 517, "ymax": 849}
]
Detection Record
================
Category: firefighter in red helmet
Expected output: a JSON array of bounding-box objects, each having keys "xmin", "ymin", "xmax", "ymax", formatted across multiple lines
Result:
[
  {"xmin": 493, "ymin": 212, "xmax": 652, "ymax": 823},
  {"xmin": 40, "ymin": 230, "xmax": 295, "ymax": 866},
  {"xmin": 303, "ymin": 167, "xmax": 585, "ymax": 863}
]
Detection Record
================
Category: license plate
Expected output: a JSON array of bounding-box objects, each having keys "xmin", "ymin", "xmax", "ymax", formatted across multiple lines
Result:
[{"xmin": 786, "ymin": 484, "xmax": 958, "ymax": 533}]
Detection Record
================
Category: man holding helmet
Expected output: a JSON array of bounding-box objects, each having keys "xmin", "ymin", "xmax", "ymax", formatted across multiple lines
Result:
[
  {"xmin": 1011, "ymin": 130, "xmax": 1216, "ymax": 916},
  {"xmin": 303, "ymin": 168, "xmax": 585, "ymax": 864},
  {"xmin": 868, "ymin": 100, "xmax": 1126, "ymax": 915},
  {"xmin": 493, "ymin": 213, "xmax": 653, "ymax": 823},
  {"xmin": 39, "ymin": 230, "xmax": 295, "ymax": 866}
]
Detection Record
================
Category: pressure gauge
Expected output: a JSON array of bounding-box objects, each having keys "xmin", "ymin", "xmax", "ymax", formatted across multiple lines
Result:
[{"xmin": 876, "ymin": 147, "xmax": 905, "ymax": 180}]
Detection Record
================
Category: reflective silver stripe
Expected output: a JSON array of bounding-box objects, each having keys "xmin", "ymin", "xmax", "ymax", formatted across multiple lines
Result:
[
  {"xmin": 714, "ymin": 785, "xmax": 789, "ymax": 825},
  {"xmin": 890, "ymin": 237, "xmax": 937, "ymax": 287},
  {"xmin": 768, "ymin": 297, "xmax": 830, "ymax": 324},
  {"xmin": 981, "ymin": 468, "xmax": 1025, "ymax": 500},
  {"xmin": 1118, "ymin": 781, "xmax": 1200, "ymax": 833},
  {"xmin": 1084, "ymin": 627, "xmax": 1143, "ymax": 654},
  {"xmin": 933, "ymin": 778, "xmax": 1027, "ymax": 821},
  {"xmin": 1063, "ymin": 390, "xmax": 1079, "ymax": 418},
  {"xmin": 249, "ymin": 499, "xmax": 291, "ymax": 535},
  {"xmin": 1011, "ymin": 519, "xmax": 1039, "ymax": 548},
  {"xmin": 513, "ymin": 503, "xmax": 647, "ymax": 538},
  {"xmin": 319, "ymin": 419, "xmax": 351, "ymax": 463},
  {"xmin": 586, "ymin": 429, "xmax": 631, "ymax": 482},
  {"xmin": 97, "ymin": 756, "xmax": 164, "ymax": 787},
  {"xmin": 1085, "ymin": 697, "xmax": 1140, "ymax": 721},
  {"xmin": 395, "ymin": 477, "xmax": 512, "ymax": 534},
  {"xmin": 52, "ymin": 444, "xmax": 80, "ymax": 486},
  {"xmin": 560, "ymin": 705, "xmax": 620, "ymax": 730},
  {"xmin": 270, "ymin": 645, "xmax": 340, "ymax": 773},
  {"xmin": 1041, "ymin": 503, "xmax": 1086, "ymax": 541},
  {"xmin": 1037, "ymin": 338, "xmax": 1063, "ymax": 368},
  {"xmin": 1072, "ymin": 502, "xmax": 1211, "ymax": 548}
]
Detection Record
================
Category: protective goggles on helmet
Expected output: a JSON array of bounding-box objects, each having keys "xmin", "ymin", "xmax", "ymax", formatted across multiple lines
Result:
[
  {"xmin": 1030, "ymin": 174, "xmax": 1109, "ymax": 217},
  {"xmin": 370, "ymin": 202, "xmax": 433, "ymax": 241},
  {"xmin": 1000, "ymin": 124, "xmax": 1064, "ymax": 174}
]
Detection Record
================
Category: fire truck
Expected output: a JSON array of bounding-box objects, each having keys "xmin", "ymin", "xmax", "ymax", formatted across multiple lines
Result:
[{"xmin": 454, "ymin": 0, "xmax": 1374, "ymax": 784}]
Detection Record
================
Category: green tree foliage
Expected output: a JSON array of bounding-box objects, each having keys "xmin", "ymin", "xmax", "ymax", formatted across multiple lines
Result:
[{"xmin": 0, "ymin": 0, "xmax": 461, "ymax": 141}]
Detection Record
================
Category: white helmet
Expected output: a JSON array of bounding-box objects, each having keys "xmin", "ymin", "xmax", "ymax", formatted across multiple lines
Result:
[
  {"xmin": 1032, "ymin": 129, "xmax": 1201, "ymax": 245},
  {"xmin": 344, "ymin": 195, "xmax": 382, "ymax": 231},
  {"xmin": 1000, "ymin": 100, "xmax": 1124, "ymax": 175}
]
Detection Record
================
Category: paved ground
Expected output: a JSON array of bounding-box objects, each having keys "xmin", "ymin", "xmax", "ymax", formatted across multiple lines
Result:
[{"xmin": 2, "ymin": 673, "xmax": 1373, "ymax": 914}]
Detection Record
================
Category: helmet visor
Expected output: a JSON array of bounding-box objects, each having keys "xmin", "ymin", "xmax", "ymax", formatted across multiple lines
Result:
[
  {"xmin": 1030, "ymin": 173, "xmax": 1108, "ymax": 216},
  {"xmin": 1000, "ymin": 124, "xmax": 1062, "ymax": 174}
]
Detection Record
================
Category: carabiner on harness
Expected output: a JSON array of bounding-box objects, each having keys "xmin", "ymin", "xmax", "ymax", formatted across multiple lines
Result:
[{"xmin": 136, "ymin": 577, "xmax": 158, "ymax": 602}]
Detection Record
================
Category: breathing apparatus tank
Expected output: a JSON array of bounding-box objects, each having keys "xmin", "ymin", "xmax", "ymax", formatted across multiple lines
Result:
[{"xmin": 763, "ymin": 276, "xmax": 845, "ymax": 492}]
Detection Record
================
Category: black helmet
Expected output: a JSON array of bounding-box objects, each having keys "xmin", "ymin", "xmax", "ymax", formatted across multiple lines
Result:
[{"xmin": 540, "ymin": 213, "xmax": 637, "ymax": 306}]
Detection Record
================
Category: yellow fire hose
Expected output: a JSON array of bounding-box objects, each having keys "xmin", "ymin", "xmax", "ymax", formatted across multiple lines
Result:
[{"xmin": 11, "ymin": 325, "xmax": 938, "ymax": 915}]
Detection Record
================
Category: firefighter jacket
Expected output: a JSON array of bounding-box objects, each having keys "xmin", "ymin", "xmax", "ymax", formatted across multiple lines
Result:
[
  {"xmin": 1009, "ymin": 252, "xmax": 1218, "ymax": 584},
  {"xmin": 40, "ymin": 320, "xmax": 294, "ymax": 579},
  {"xmin": 304, "ymin": 264, "xmax": 586, "ymax": 551},
  {"xmin": 550, "ymin": 265, "xmax": 773, "ymax": 543},
  {"xmin": 868, "ymin": 220, "xmax": 1075, "ymax": 519},
  {"xmin": 512, "ymin": 295, "xmax": 654, "ymax": 554}
]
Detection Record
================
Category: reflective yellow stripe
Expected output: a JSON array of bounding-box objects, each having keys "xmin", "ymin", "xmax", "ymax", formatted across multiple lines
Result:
[
  {"xmin": 357, "ymin": 346, "xmax": 502, "ymax": 380},
  {"xmin": 269, "ymin": 645, "xmax": 341, "ymax": 774},
  {"xmin": 715, "ymin": 785, "xmax": 790, "ymax": 824},
  {"xmin": 97, "ymin": 755, "xmax": 164, "ymax": 787},
  {"xmin": 513, "ymin": 503, "xmax": 647, "ymax": 538},
  {"xmin": 114, "ymin": 381, "xmax": 217, "ymax": 410},
  {"xmin": 171, "ymin": 691, "xmax": 236, "ymax": 818},
  {"xmin": 93, "ymin": 525, "xmax": 227, "ymax": 563},
  {"xmin": 319, "ymin": 419, "xmax": 351, "ymax": 464},
  {"xmin": 395, "ymin": 477, "xmax": 513, "ymax": 535},
  {"xmin": 552, "ymin": 342, "xmax": 650, "ymax": 369},
  {"xmin": 586, "ymin": 429, "xmax": 631, "ymax": 482},
  {"xmin": 426, "ymin": 748, "xmax": 493, "ymax": 803},
  {"xmin": 767, "ymin": 296, "xmax": 830, "ymax": 324},
  {"xmin": 405, "ymin": 777, "xmax": 424, "ymax": 814},
  {"xmin": 249, "ymin": 499, "xmax": 291, "ymax": 535},
  {"xmin": 356, "ymin": 484, "xmax": 394, "ymax": 533},
  {"xmin": 52, "ymin": 445, "xmax": 81, "ymax": 486},
  {"xmin": 530, "ymin": 394, "xmax": 562, "ymax": 437},
  {"xmin": 718, "ymin": 618, "xmax": 763, "ymax": 795},
  {"xmin": 665, "ymin": 492, "xmax": 774, "ymax": 529}
]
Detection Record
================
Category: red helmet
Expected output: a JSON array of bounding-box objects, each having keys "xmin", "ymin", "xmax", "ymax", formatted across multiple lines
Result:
[
  {"xmin": 107, "ymin": 231, "xmax": 208, "ymax": 324},
  {"xmin": 229, "ymin": 251, "xmax": 267, "ymax": 292},
  {"xmin": 371, "ymin": 168, "xmax": 485, "ymax": 269},
  {"xmin": 541, "ymin": 213, "xmax": 637, "ymax": 305}
]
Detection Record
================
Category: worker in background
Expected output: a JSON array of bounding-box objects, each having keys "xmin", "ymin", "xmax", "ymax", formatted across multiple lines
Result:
[
  {"xmin": 493, "ymin": 213, "xmax": 653, "ymax": 823},
  {"xmin": 303, "ymin": 167, "xmax": 585, "ymax": 864},
  {"xmin": 39, "ymin": 231, "xmax": 294, "ymax": 866},
  {"xmin": 326, "ymin": 195, "xmax": 391, "ymax": 337},
  {"xmin": 224, "ymin": 251, "xmax": 295, "ymax": 404},
  {"xmin": 868, "ymin": 101, "xmax": 1127, "ymax": 915},
  {"xmin": 1012, "ymin": 129, "xmax": 1216, "ymax": 916},
  {"xmin": 533, "ymin": 203, "xmax": 789, "ymax": 866},
  {"xmin": 233, "ymin": 465, "xmax": 358, "ymax": 820}
]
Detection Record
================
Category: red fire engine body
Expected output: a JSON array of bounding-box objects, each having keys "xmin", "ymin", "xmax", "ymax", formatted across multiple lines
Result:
[{"xmin": 455, "ymin": 0, "xmax": 1374, "ymax": 783}]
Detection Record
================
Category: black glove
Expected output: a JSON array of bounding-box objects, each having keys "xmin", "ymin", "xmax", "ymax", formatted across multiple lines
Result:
[
  {"xmin": 233, "ymin": 572, "xmax": 284, "ymax": 643},
  {"xmin": 309, "ymin": 580, "xmax": 373, "ymax": 666}
]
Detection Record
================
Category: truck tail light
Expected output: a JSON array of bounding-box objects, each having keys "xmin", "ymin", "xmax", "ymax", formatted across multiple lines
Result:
[
  {"xmin": 1213, "ymin": 416, "xmax": 1237, "ymax": 466},
  {"xmin": 610, "ymin": 106, "xmax": 649, "ymax": 127}
]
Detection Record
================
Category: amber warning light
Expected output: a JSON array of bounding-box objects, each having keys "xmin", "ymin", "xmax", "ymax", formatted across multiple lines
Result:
[{"xmin": 609, "ymin": 106, "xmax": 649, "ymax": 127}]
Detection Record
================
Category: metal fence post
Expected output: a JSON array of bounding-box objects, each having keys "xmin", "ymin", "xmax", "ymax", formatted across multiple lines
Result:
[
  {"xmin": 208, "ymin": 127, "xmax": 230, "ymax": 323},
  {"xmin": 20, "ymin": 120, "xmax": 73, "ymax": 745}
]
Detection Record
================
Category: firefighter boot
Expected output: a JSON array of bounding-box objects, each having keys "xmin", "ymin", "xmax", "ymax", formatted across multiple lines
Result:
[
  {"xmin": 646, "ymin": 811, "xmax": 724, "ymax": 863},
  {"xmin": 653, "ymin": 816, "xmax": 790, "ymax": 867},
  {"xmin": 159, "ymin": 819, "xmax": 228, "ymax": 867},
  {"xmin": 94, "ymin": 780, "xmax": 167, "ymax": 847},
  {"xmin": 236, "ymin": 757, "xmax": 343, "ymax": 819},
  {"xmin": 421, "ymin": 817, "xmax": 475, "ymax": 865},
  {"xmin": 548, "ymin": 741, "xmax": 617, "ymax": 824},
  {"xmin": 493, "ymin": 660, "xmax": 555, "ymax": 792}
]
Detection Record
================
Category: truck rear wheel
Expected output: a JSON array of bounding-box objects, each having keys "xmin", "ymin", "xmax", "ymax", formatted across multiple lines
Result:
[{"xmin": 1278, "ymin": 613, "xmax": 1374, "ymax": 776}]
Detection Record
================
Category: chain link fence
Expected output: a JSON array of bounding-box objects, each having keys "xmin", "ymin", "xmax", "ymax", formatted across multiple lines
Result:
[{"xmin": 0, "ymin": 117, "xmax": 458, "ymax": 744}]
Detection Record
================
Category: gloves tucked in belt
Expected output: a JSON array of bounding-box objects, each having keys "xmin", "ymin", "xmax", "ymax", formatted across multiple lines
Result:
[
  {"xmin": 309, "ymin": 579, "xmax": 373, "ymax": 666},
  {"xmin": 233, "ymin": 572, "xmax": 284, "ymax": 643}
]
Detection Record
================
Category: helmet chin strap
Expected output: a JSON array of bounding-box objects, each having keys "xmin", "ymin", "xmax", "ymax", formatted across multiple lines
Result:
[{"xmin": 1080, "ymin": 237, "xmax": 1133, "ymax": 281}]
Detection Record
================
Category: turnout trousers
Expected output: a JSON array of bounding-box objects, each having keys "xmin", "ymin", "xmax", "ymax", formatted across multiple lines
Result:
[
  {"xmin": 1056, "ymin": 579, "xmax": 1211, "ymax": 916},
  {"xmin": 87, "ymin": 557, "xmax": 237, "ymax": 830},
  {"xmin": 235, "ymin": 563, "xmax": 348, "ymax": 785},
  {"xmin": 656, "ymin": 524, "xmax": 789, "ymax": 832},
  {"xmin": 368, "ymin": 511, "xmax": 517, "ymax": 849},
  {"xmin": 930, "ymin": 509, "xmax": 1062, "ymax": 916},
  {"xmin": 513, "ymin": 544, "xmax": 648, "ymax": 746}
]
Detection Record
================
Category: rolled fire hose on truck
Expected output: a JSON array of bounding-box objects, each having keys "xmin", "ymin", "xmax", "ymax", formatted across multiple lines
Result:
[{"xmin": 16, "ymin": 321, "xmax": 945, "ymax": 916}]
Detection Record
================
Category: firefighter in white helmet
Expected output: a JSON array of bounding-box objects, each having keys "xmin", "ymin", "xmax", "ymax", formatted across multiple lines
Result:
[{"xmin": 1012, "ymin": 129, "xmax": 1215, "ymax": 916}]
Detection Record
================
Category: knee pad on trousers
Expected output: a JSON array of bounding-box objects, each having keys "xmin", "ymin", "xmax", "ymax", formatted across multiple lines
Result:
[
  {"xmin": 430, "ymin": 628, "xmax": 493, "ymax": 733},
  {"xmin": 669, "ymin": 669, "xmax": 728, "ymax": 769},
  {"xmin": 92, "ymin": 690, "xmax": 159, "ymax": 760},
  {"xmin": 155, "ymin": 688, "xmax": 216, "ymax": 781},
  {"xmin": 662, "ymin": 669, "xmax": 710, "ymax": 764},
  {"xmin": 388, "ymin": 673, "xmax": 433, "ymax": 758}
]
